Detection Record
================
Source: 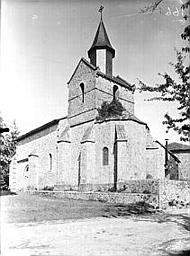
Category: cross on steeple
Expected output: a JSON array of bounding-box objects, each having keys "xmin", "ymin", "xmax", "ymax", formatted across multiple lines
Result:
[
  {"xmin": 88, "ymin": 6, "xmax": 115, "ymax": 76},
  {"xmin": 99, "ymin": 5, "xmax": 104, "ymax": 20}
]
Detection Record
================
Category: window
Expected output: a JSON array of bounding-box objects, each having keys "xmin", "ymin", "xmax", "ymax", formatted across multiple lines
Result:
[
  {"xmin": 49, "ymin": 153, "xmax": 52, "ymax": 170},
  {"xmin": 80, "ymin": 83, "xmax": 85, "ymax": 103},
  {"xmin": 24, "ymin": 164, "xmax": 29, "ymax": 178},
  {"xmin": 113, "ymin": 85, "xmax": 119, "ymax": 100},
  {"xmin": 103, "ymin": 147, "xmax": 109, "ymax": 166}
]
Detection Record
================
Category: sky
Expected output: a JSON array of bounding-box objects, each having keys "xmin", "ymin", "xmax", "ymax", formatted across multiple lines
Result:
[{"xmin": 0, "ymin": 0, "xmax": 187, "ymax": 144}]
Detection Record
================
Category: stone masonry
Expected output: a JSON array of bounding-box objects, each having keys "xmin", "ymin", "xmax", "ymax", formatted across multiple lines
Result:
[{"xmin": 9, "ymin": 10, "xmax": 189, "ymax": 204}]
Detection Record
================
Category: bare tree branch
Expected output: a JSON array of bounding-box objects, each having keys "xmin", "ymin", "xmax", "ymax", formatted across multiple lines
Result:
[{"xmin": 140, "ymin": 0, "xmax": 164, "ymax": 14}]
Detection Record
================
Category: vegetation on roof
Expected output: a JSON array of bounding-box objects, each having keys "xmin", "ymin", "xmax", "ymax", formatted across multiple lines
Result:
[{"xmin": 96, "ymin": 99, "xmax": 126, "ymax": 121}]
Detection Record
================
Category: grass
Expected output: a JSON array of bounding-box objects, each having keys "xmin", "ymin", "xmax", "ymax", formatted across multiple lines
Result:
[
  {"xmin": 0, "ymin": 190, "xmax": 17, "ymax": 196},
  {"xmin": 1, "ymin": 192, "xmax": 111, "ymax": 223},
  {"xmin": 1, "ymin": 193, "xmax": 189, "ymax": 256},
  {"xmin": 1, "ymin": 192, "xmax": 190, "ymax": 233}
]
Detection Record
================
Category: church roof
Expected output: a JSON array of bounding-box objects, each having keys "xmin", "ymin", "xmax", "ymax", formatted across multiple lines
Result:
[
  {"xmin": 96, "ymin": 71, "xmax": 134, "ymax": 91},
  {"xmin": 155, "ymin": 140, "xmax": 181, "ymax": 163},
  {"xmin": 88, "ymin": 19, "xmax": 115, "ymax": 57},
  {"xmin": 168, "ymin": 142, "xmax": 190, "ymax": 152},
  {"xmin": 17, "ymin": 117, "xmax": 67, "ymax": 142},
  {"xmin": 96, "ymin": 112, "xmax": 148, "ymax": 128},
  {"xmin": 67, "ymin": 58, "xmax": 134, "ymax": 91},
  {"xmin": 122, "ymin": 112, "xmax": 148, "ymax": 127}
]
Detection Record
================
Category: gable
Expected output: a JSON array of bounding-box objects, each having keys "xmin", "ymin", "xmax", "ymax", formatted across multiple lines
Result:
[
  {"xmin": 68, "ymin": 58, "xmax": 97, "ymax": 85},
  {"xmin": 67, "ymin": 58, "xmax": 97, "ymax": 100}
]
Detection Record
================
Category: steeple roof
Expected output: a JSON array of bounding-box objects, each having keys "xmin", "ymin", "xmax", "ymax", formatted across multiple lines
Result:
[{"xmin": 88, "ymin": 19, "xmax": 115, "ymax": 57}]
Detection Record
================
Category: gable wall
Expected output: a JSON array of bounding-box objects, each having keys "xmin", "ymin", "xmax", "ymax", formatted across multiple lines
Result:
[
  {"xmin": 68, "ymin": 61, "xmax": 96, "ymax": 121},
  {"xmin": 12, "ymin": 125, "xmax": 58, "ymax": 190},
  {"xmin": 68, "ymin": 60, "xmax": 134, "ymax": 127}
]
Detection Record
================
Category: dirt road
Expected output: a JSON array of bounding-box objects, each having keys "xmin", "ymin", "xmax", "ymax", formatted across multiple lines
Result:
[{"xmin": 1, "ymin": 193, "xmax": 190, "ymax": 256}]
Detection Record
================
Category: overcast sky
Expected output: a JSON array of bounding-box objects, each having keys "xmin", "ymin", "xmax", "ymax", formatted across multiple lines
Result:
[{"xmin": 1, "ymin": 0, "xmax": 187, "ymax": 144}]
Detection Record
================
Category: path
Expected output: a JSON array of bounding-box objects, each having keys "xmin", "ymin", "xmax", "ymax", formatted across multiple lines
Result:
[{"xmin": 1, "ymin": 193, "xmax": 190, "ymax": 256}]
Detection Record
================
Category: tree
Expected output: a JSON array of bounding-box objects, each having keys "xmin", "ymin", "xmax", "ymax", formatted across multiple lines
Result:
[
  {"xmin": 0, "ymin": 115, "xmax": 19, "ymax": 190},
  {"xmin": 96, "ymin": 99, "xmax": 126, "ymax": 121},
  {"xmin": 138, "ymin": 0, "xmax": 190, "ymax": 142}
]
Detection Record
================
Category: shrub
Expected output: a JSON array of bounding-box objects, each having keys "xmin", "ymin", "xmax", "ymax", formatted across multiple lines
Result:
[
  {"xmin": 43, "ymin": 185, "xmax": 54, "ymax": 191},
  {"xmin": 96, "ymin": 99, "xmax": 125, "ymax": 121}
]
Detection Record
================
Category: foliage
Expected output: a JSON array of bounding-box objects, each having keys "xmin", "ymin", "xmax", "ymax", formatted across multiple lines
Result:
[
  {"xmin": 0, "ymin": 115, "xmax": 19, "ymax": 190},
  {"xmin": 96, "ymin": 99, "xmax": 125, "ymax": 121},
  {"xmin": 43, "ymin": 185, "xmax": 54, "ymax": 191},
  {"xmin": 138, "ymin": 0, "xmax": 190, "ymax": 142}
]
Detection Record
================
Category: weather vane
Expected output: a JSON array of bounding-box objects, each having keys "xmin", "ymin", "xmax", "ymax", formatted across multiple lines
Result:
[{"xmin": 99, "ymin": 5, "xmax": 104, "ymax": 20}]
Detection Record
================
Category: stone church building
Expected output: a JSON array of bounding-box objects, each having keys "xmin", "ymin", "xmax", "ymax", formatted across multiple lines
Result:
[{"xmin": 10, "ymin": 14, "xmax": 168, "ymax": 192}]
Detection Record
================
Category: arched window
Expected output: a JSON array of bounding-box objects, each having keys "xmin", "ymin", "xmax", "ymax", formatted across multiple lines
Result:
[
  {"xmin": 113, "ymin": 85, "xmax": 119, "ymax": 100},
  {"xmin": 103, "ymin": 147, "xmax": 109, "ymax": 166},
  {"xmin": 49, "ymin": 153, "xmax": 52, "ymax": 171},
  {"xmin": 80, "ymin": 83, "xmax": 85, "ymax": 103}
]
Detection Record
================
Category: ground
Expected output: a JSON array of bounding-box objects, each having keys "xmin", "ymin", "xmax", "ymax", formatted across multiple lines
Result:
[{"xmin": 1, "ymin": 193, "xmax": 190, "ymax": 256}]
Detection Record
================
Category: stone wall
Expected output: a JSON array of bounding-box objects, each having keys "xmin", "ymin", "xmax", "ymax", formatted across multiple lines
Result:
[
  {"xmin": 54, "ymin": 180, "xmax": 160, "ymax": 193},
  {"xmin": 32, "ymin": 190, "xmax": 159, "ymax": 207},
  {"xmin": 119, "ymin": 120, "xmax": 147, "ymax": 180},
  {"xmin": 177, "ymin": 152, "xmax": 190, "ymax": 180},
  {"xmin": 159, "ymin": 179, "xmax": 190, "ymax": 208},
  {"xmin": 68, "ymin": 59, "xmax": 96, "ymax": 126},
  {"xmin": 54, "ymin": 179, "xmax": 190, "ymax": 209},
  {"xmin": 117, "ymin": 180, "xmax": 160, "ymax": 194},
  {"xmin": 10, "ymin": 124, "xmax": 59, "ymax": 191},
  {"xmin": 96, "ymin": 76, "xmax": 134, "ymax": 114},
  {"xmin": 146, "ymin": 147, "xmax": 165, "ymax": 179},
  {"xmin": 68, "ymin": 121, "xmax": 95, "ymax": 186},
  {"xmin": 67, "ymin": 59, "xmax": 135, "ymax": 127},
  {"xmin": 94, "ymin": 122, "xmax": 115, "ymax": 184}
]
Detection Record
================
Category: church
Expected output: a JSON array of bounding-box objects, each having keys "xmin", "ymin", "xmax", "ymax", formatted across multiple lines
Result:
[{"xmin": 9, "ymin": 11, "xmax": 167, "ymax": 192}]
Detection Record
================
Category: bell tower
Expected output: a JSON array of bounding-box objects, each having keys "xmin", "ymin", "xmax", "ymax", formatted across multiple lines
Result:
[
  {"xmin": 67, "ymin": 6, "xmax": 134, "ymax": 127},
  {"xmin": 88, "ymin": 6, "xmax": 115, "ymax": 76}
]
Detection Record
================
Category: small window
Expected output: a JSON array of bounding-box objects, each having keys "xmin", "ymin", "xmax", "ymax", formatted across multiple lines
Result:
[
  {"xmin": 113, "ymin": 85, "xmax": 119, "ymax": 100},
  {"xmin": 103, "ymin": 147, "xmax": 109, "ymax": 166},
  {"xmin": 49, "ymin": 153, "xmax": 52, "ymax": 170},
  {"xmin": 24, "ymin": 164, "xmax": 29, "ymax": 178},
  {"xmin": 80, "ymin": 83, "xmax": 85, "ymax": 103}
]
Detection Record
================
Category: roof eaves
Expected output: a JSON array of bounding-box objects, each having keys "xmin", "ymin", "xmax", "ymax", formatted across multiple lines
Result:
[
  {"xmin": 96, "ymin": 71, "xmax": 133, "ymax": 90},
  {"xmin": 95, "ymin": 116, "xmax": 148, "ymax": 128},
  {"xmin": 127, "ymin": 116, "xmax": 148, "ymax": 128},
  {"xmin": 170, "ymin": 148, "xmax": 190, "ymax": 153},
  {"xmin": 155, "ymin": 140, "xmax": 181, "ymax": 163},
  {"xmin": 17, "ymin": 116, "xmax": 67, "ymax": 142},
  {"xmin": 115, "ymin": 75, "xmax": 134, "ymax": 89},
  {"xmin": 81, "ymin": 57, "xmax": 97, "ymax": 70},
  {"xmin": 168, "ymin": 142, "xmax": 190, "ymax": 151}
]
